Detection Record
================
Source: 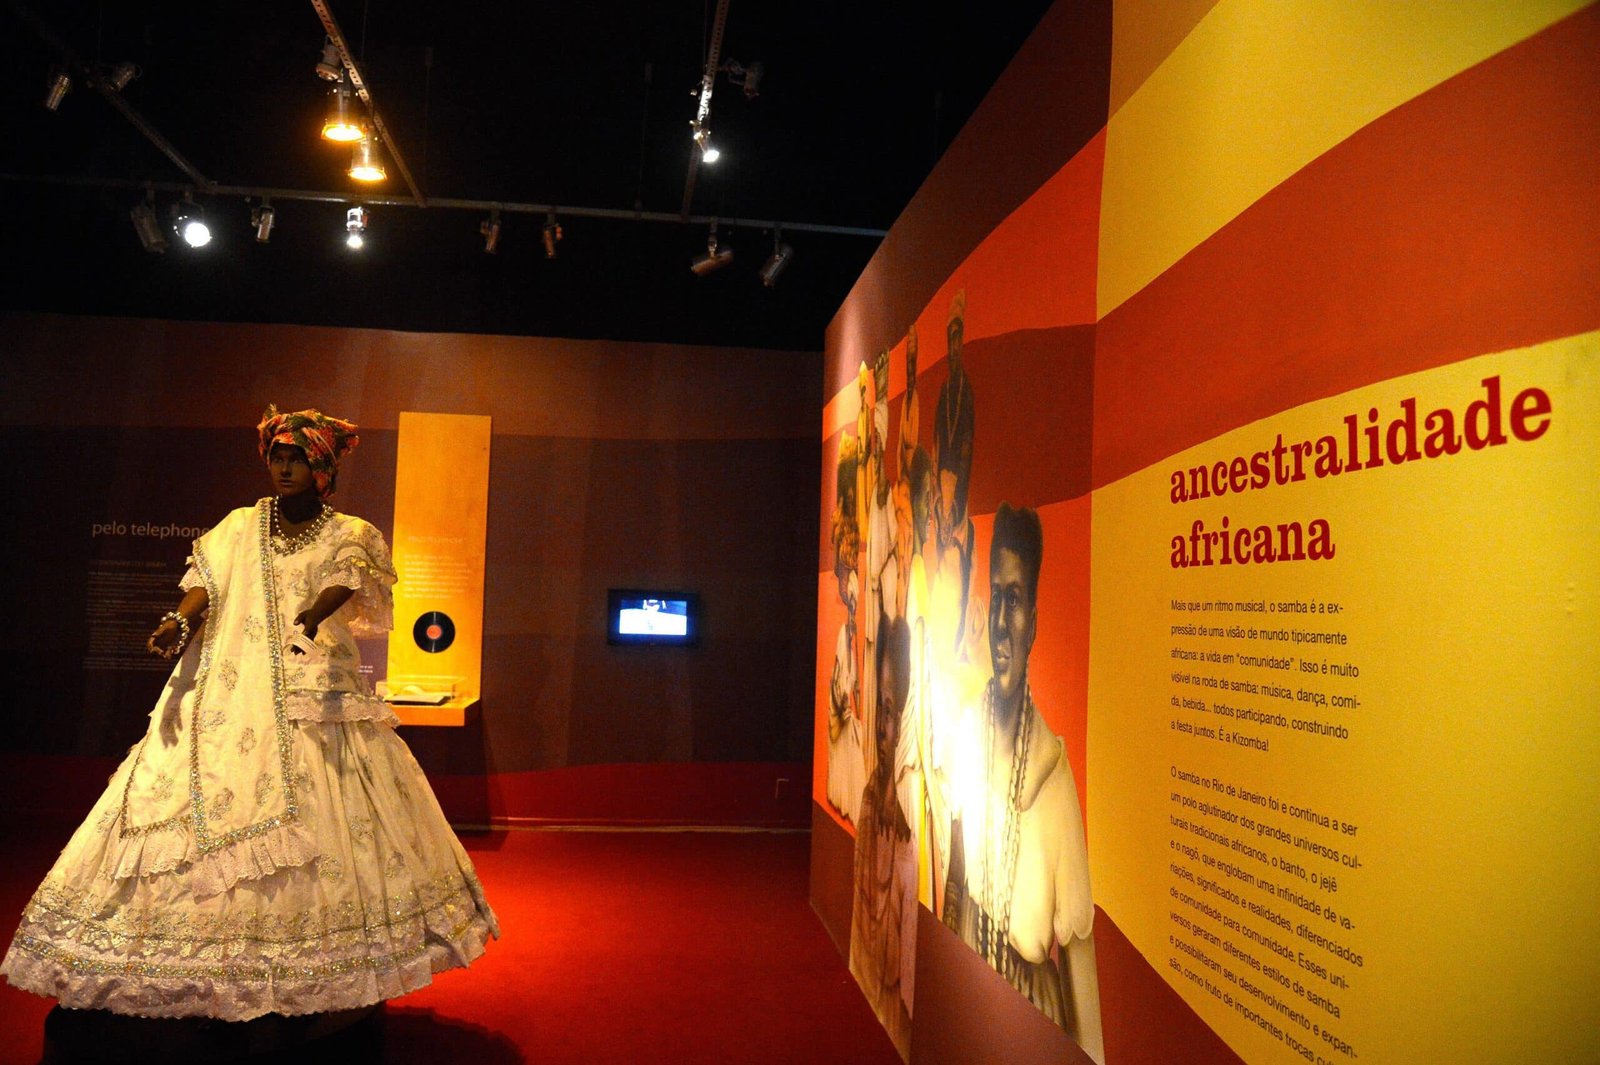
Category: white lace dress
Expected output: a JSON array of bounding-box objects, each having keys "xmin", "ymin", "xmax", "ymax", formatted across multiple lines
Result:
[{"xmin": 0, "ymin": 499, "xmax": 500, "ymax": 1020}]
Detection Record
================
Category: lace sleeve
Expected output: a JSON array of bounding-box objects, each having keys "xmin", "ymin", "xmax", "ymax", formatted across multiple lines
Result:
[
  {"xmin": 317, "ymin": 518, "xmax": 398, "ymax": 638},
  {"xmin": 179, "ymin": 556, "xmax": 203, "ymax": 591}
]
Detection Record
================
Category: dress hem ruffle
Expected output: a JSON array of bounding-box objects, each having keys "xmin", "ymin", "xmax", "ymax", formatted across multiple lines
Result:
[
  {"xmin": 108, "ymin": 817, "xmax": 320, "ymax": 899},
  {"xmin": 0, "ymin": 913, "xmax": 496, "ymax": 1021}
]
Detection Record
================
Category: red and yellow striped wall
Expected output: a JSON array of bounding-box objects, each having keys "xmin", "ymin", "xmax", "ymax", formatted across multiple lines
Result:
[{"xmin": 815, "ymin": 3, "xmax": 1599, "ymax": 1061}]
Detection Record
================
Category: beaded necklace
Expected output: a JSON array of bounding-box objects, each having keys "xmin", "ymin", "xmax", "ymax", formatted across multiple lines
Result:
[
  {"xmin": 270, "ymin": 497, "xmax": 333, "ymax": 555},
  {"xmin": 977, "ymin": 680, "xmax": 1033, "ymax": 974}
]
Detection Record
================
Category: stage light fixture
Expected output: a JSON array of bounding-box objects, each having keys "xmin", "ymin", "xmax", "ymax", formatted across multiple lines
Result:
[
  {"xmin": 480, "ymin": 210, "xmax": 501, "ymax": 254},
  {"xmin": 348, "ymin": 135, "xmax": 386, "ymax": 182},
  {"xmin": 759, "ymin": 231, "xmax": 794, "ymax": 288},
  {"xmin": 43, "ymin": 69, "xmax": 71, "ymax": 111},
  {"xmin": 345, "ymin": 206, "xmax": 368, "ymax": 249},
  {"xmin": 689, "ymin": 64, "xmax": 719, "ymax": 165},
  {"xmin": 106, "ymin": 62, "xmax": 138, "ymax": 92},
  {"xmin": 690, "ymin": 222, "xmax": 733, "ymax": 276},
  {"xmin": 315, "ymin": 40, "xmax": 343, "ymax": 82},
  {"xmin": 321, "ymin": 81, "xmax": 363, "ymax": 142},
  {"xmin": 172, "ymin": 198, "xmax": 211, "ymax": 248},
  {"xmin": 723, "ymin": 59, "xmax": 763, "ymax": 99},
  {"xmin": 129, "ymin": 195, "xmax": 166, "ymax": 254},
  {"xmin": 541, "ymin": 212, "xmax": 562, "ymax": 259},
  {"xmin": 251, "ymin": 201, "xmax": 276, "ymax": 243},
  {"xmin": 692, "ymin": 125, "xmax": 720, "ymax": 164}
]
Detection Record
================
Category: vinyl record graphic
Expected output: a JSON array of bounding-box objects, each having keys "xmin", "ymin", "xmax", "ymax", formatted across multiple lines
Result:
[{"xmin": 413, "ymin": 611, "xmax": 456, "ymax": 653}]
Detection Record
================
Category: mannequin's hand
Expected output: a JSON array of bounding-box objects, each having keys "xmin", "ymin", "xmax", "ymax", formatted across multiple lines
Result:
[{"xmin": 147, "ymin": 618, "xmax": 182, "ymax": 658}]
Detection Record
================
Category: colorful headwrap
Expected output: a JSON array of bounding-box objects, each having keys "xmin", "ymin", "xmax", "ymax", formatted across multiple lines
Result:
[{"xmin": 256, "ymin": 405, "xmax": 360, "ymax": 498}]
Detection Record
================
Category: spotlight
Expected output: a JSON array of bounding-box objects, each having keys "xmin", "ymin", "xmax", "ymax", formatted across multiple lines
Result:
[
  {"xmin": 692, "ymin": 125, "xmax": 720, "ymax": 164},
  {"xmin": 345, "ymin": 205, "xmax": 368, "ymax": 249},
  {"xmin": 690, "ymin": 222, "xmax": 732, "ymax": 276},
  {"xmin": 172, "ymin": 199, "xmax": 211, "ymax": 248},
  {"xmin": 129, "ymin": 195, "xmax": 166, "ymax": 254},
  {"xmin": 106, "ymin": 61, "xmax": 138, "ymax": 92},
  {"xmin": 315, "ymin": 40, "xmax": 343, "ymax": 82},
  {"xmin": 688, "ymin": 71, "xmax": 716, "ymax": 164},
  {"xmin": 43, "ymin": 69, "xmax": 71, "ymax": 111},
  {"xmin": 251, "ymin": 201, "xmax": 276, "ymax": 243},
  {"xmin": 541, "ymin": 212, "xmax": 562, "ymax": 259},
  {"xmin": 759, "ymin": 231, "xmax": 794, "ymax": 288},
  {"xmin": 348, "ymin": 135, "xmax": 386, "ymax": 182},
  {"xmin": 480, "ymin": 210, "xmax": 501, "ymax": 254},
  {"xmin": 321, "ymin": 81, "xmax": 363, "ymax": 142},
  {"xmin": 724, "ymin": 59, "xmax": 763, "ymax": 99}
]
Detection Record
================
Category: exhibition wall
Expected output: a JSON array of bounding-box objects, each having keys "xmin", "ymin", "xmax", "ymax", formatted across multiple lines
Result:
[
  {"xmin": 812, "ymin": 2, "xmax": 1598, "ymax": 1063},
  {"xmin": 0, "ymin": 312, "xmax": 821, "ymax": 827}
]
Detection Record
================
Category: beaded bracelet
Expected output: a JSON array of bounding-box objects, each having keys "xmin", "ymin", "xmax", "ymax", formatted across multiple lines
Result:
[{"xmin": 159, "ymin": 610, "xmax": 192, "ymax": 659}]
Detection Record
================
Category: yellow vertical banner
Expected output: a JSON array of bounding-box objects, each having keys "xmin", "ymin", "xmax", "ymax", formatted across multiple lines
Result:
[
  {"xmin": 1089, "ymin": 334, "xmax": 1599, "ymax": 1063},
  {"xmin": 385, "ymin": 411, "xmax": 492, "ymax": 726}
]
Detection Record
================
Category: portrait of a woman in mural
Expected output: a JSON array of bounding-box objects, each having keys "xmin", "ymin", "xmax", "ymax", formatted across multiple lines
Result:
[
  {"xmin": 937, "ymin": 503, "xmax": 1103, "ymax": 1060},
  {"xmin": 828, "ymin": 439, "xmax": 866, "ymax": 825},
  {"xmin": 849, "ymin": 611, "xmax": 918, "ymax": 1059},
  {"xmin": 930, "ymin": 294, "xmax": 984, "ymax": 667}
]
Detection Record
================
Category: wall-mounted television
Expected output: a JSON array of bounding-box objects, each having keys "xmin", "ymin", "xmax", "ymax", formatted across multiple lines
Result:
[{"xmin": 606, "ymin": 589, "xmax": 701, "ymax": 646}]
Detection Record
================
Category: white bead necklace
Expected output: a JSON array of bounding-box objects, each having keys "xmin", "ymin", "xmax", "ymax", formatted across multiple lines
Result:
[{"xmin": 271, "ymin": 497, "xmax": 334, "ymax": 554}]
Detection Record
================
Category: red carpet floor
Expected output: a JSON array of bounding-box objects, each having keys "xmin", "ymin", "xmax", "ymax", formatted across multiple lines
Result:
[{"xmin": 0, "ymin": 820, "xmax": 900, "ymax": 1065}]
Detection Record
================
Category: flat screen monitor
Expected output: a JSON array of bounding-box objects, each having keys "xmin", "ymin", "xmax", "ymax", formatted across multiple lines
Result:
[{"xmin": 606, "ymin": 589, "xmax": 700, "ymax": 646}]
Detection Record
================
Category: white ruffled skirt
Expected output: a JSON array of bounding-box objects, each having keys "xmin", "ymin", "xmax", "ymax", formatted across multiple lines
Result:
[{"xmin": 0, "ymin": 719, "xmax": 500, "ymax": 1020}]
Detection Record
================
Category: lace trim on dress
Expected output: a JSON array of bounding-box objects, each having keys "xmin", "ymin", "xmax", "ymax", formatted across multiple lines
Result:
[
  {"xmin": 319, "ymin": 554, "xmax": 396, "ymax": 639},
  {"xmin": 283, "ymin": 689, "xmax": 399, "ymax": 726},
  {"xmin": 104, "ymin": 812, "xmax": 319, "ymax": 898}
]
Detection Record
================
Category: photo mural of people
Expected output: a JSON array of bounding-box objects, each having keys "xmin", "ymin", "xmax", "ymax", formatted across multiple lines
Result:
[
  {"xmin": 827, "ymin": 439, "xmax": 865, "ymax": 826},
  {"xmin": 934, "ymin": 503, "xmax": 1103, "ymax": 1060},
  {"xmin": 849, "ymin": 612, "xmax": 918, "ymax": 1058},
  {"xmin": 829, "ymin": 293, "xmax": 1103, "ymax": 1063}
]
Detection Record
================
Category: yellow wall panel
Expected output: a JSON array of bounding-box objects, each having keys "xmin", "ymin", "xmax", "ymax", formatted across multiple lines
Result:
[
  {"xmin": 1088, "ymin": 333, "xmax": 1600, "ymax": 1062},
  {"xmin": 386, "ymin": 411, "xmax": 492, "ymax": 725},
  {"xmin": 1109, "ymin": 0, "xmax": 1224, "ymax": 117},
  {"xmin": 1097, "ymin": 0, "xmax": 1591, "ymax": 318}
]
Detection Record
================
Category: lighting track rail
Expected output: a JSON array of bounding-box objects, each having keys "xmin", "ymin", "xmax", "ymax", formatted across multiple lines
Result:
[
  {"xmin": 681, "ymin": 0, "xmax": 732, "ymax": 218},
  {"xmin": 0, "ymin": 173, "xmax": 890, "ymax": 239},
  {"xmin": 308, "ymin": 0, "xmax": 425, "ymax": 206}
]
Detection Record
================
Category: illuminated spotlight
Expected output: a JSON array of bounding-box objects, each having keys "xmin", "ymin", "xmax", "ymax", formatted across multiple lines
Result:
[
  {"xmin": 345, "ymin": 205, "xmax": 368, "ymax": 249},
  {"xmin": 321, "ymin": 80, "xmax": 363, "ymax": 142},
  {"xmin": 129, "ymin": 195, "xmax": 167, "ymax": 254},
  {"xmin": 541, "ymin": 211, "xmax": 562, "ymax": 259},
  {"xmin": 251, "ymin": 201, "xmax": 276, "ymax": 243},
  {"xmin": 172, "ymin": 199, "xmax": 211, "ymax": 248},
  {"xmin": 692, "ymin": 125, "xmax": 720, "ymax": 165},
  {"xmin": 480, "ymin": 210, "xmax": 501, "ymax": 254},
  {"xmin": 348, "ymin": 135, "xmax": 386, "ymax": 182},
  {"xmin": 759, "ymin": 231, "xmax": 794, "ymax": 288},
  {"xmin": 43, "ymin": 69, "xmax": 71, "ymax": 111},
  {"xmin": 689, "ymin": 222, "xmax": 733, "ymax": 276},
  {"xmin": 315, "ymin": 40, "xmax": 343, "ymax": 81}
]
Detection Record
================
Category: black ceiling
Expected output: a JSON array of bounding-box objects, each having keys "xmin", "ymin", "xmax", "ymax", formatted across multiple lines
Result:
[{"xmin": 0, "ymin": 1, "xmax": 1053, "ymax": 351}]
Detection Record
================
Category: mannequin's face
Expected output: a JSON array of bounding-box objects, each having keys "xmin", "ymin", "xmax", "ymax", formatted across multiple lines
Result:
[{"xmin": 268, "ymin": 444, "xmax": 316, "ymax": 500}]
